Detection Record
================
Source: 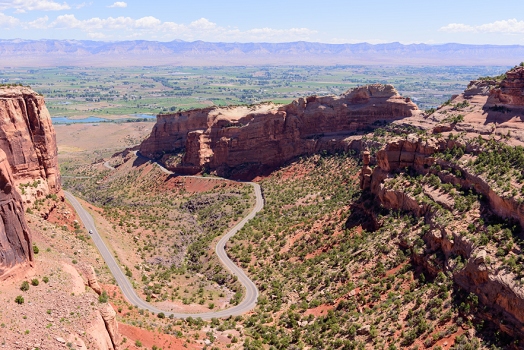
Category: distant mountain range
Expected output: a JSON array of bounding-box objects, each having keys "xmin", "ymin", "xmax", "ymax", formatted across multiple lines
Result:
[{"xmin": 0, "ymin": 39, "xmax": 523, "ymax": 66}]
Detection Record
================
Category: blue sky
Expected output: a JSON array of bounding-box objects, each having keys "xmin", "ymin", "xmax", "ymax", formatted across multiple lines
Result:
[{"xmin": 0, "ymin": 0, "xmax": 524, "ymax": 44}]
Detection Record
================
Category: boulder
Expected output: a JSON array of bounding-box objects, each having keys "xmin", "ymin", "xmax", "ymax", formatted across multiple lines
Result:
[{"xmin": 80, "ymin": 264, "xmax": 103, "ymax": 295}]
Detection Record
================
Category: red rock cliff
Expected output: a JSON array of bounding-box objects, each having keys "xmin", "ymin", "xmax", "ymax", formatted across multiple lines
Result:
[
  {"xmin": 0, "ymin": 86, "xmax": 61, "ymax": 204},
  {"xmin": 491, "ymin": 66, "xmax": 524, "ymax": 105},
  {"xmin": 0, "ymin": 86, "xmax": 60, "ymax": 277},
  {"xmin": 140, "ymin": 84, "xmax": 420, "ymax": 176},
  {"xmin": 364, "ymin": 134, "xmax": 524, "ymax": 338},
  {"xmin": 0, "ymin": 148, "xmax": 33, "ymax": 277}
]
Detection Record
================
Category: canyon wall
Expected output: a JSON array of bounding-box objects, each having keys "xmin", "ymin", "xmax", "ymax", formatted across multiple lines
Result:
[
  {"xmin": 140, "ymin": 84, "xmax": 421, "ymax": 177},
  {"xmin": 0, "ymin": 148, "xmax": 33, "ymax": 276},
  {"xmin": 491, "ymin": 66, "xmax": 524, "ymax": 105},
  {"xmin": 0, "ymin": 86, "xmax": 61, "ymax": 277},
  {"xmin": 0, "ymin": 86, "xmax": 61, "ymax": 204},
  {"xmin": 362, "ymin": 135, "xmax": 524, "ymax": 338},
  {"xmin": 357, "ymin": 67, "xmax": 524, "ymax": 338}
]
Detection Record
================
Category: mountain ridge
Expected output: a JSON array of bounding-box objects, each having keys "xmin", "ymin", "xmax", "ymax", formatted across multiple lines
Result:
[{"xmin": 0, "ymin": 39, "xmax": 523, "ymax": 66}]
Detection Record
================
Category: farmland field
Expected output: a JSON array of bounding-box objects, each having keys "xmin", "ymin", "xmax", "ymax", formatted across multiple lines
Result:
[{"xmin": 0, "ymin": 65, "xmax": 510, "ymax": 120}]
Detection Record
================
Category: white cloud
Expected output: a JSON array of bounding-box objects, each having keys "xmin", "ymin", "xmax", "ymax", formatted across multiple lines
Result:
[
  {"xmin": 440, "ymin": 19, "xmax": 524, "ymax": 34},
  {"xmin": 189, "ymin": 17, "xmax": 216, "ymax": 30},
  {"xmin": 439, "ymin": 23, "xmax": 476, "ymax": 33},
  {"xmin": 52, "ymin": 14, "xmax": 135, "ymax": 30},
  {"xmin": 107, "ymin": 1, "xmax": 126, "ymax": 8},
  {"xmin": 0, "ymin": 11, "xmax": 317, "ymax": 42},
  {"xmin": 0, "ymin": 0, "xmax": 70, "ymax": 12},
  {"xmin": 27, "ymin": 15, "xmax": 48, "ymax": 28},
  {"xmin": 75, "ymin": 2, "xmax": 91, "ymax": 9},
  {"xmin": 0, "ymin": 11, "xmax": 19, "ymax": 27},
  {"xmin": 47, "ymin": 15, "xmax": 317, "ymax": 42},
  {"xmin": 134, "ymin": 16, "xmax": 160, "ymax": 29}
]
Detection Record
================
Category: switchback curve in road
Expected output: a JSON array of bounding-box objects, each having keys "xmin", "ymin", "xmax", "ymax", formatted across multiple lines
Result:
[{"xmin": 64, "ymin": 157, "xmax": 263, "ymax": 319}]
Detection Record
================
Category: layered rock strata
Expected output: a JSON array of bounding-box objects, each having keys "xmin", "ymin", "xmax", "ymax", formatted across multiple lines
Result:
[
  {"xmin": 140, "ymin": 84, "xmax": 420, "ymax": 176},
  {"xmin": 0, "ymin": 86, "xmax": 61, "ymax": 204},
  {"xmin": 491, "ymin": 66, "xmax": 524, "ymax": 105},
  {"xmin": 363, "ymin": 135, "xmax": 524, "ymax": 338},
  {"xmin": 0, "ymin": 86, "xmax": 61, "ymax": 277},
  {"xmin": 369, "ymin": 136, "xmax": 524, "ymax": 229},
  {"xmin": 0, "ymin": 148, "xmax": 33, "ymax": 276}
]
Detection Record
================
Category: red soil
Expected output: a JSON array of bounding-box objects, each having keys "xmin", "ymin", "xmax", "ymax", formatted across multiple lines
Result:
[
  {"xmin": 385, "ymin": 261, "xmax": 409, "ymax": 277},
  {"xmin": 280, "ymin": 230, "xmax": 306, "ymax": 254},
  {"xmin": 433, "ymin": 328, "xmax": 465, "ymax": 349},
  {"xmin": 46, "ymin": 200, "xmax": 81, "ymax": 231},
  {"xmin": 161, "ymin": 175, "xmax": 244, "ymax": 194},
  {"xmin": 118, "ymin": 323, "xmax": 196, "ymax": 350},
  {"xmin": 304, "ymin": 304, "xmax": 335, "ymax": 317}
]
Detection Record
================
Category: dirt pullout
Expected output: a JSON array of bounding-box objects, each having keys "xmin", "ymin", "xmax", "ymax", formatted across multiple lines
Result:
[{"xmin": 55, "ymin": 122, "xmax": 153, "ymax": 158}]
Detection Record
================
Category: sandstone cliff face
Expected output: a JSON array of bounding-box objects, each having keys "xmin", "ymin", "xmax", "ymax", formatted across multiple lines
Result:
[
  {"xmin": 80, "ymin": 264, "xmax": 121, "ymax": 349},
  {"xmin": 140, "ymin": 85, "xmax": 420, "ymax": 176},
  {"xmin": 100, "ymin": 303, "xmax": 121, "ymax": 349},
  {"xmin": 0, "ymin": 148, "xmax": 33, "ymax": 277},
  {"xmin": 0, "ymin": 86, "xmax": 61, "ymax": 204},
  {"xmin": 369, "ymin": 136, "xmax": 524, "ymax": 229},
  {"xmin": 363, "ymin": 134, "xmax": 524, "ymax": 338},
  {"xmin": 0, "ymin": 86, "xmax": 60, "ymax": 277},
  {"xmin": 491, "ymin": 66, "xmax": 524, "ymax": 105},
  {"xmin": 464, "ymin": 79, "xmax": 497, "ymax": 97},
  {"xmin": 86, "ymin": 308, "xmax": 119, "ymax": 350}
]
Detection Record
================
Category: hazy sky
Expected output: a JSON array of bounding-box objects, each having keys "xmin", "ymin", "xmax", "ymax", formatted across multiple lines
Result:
[{"xmin": 1, "ymin": 0, "xmax": 524, "ymax": 44}]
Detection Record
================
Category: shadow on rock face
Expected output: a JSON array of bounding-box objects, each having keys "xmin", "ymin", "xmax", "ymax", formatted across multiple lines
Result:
[
  {"xmin": 132, "ymin": 155, "xmax": 149, "ymax": 168},
  {"xmin": 345, "ymin": 205, "xmax": 378, "ymax": 233}
]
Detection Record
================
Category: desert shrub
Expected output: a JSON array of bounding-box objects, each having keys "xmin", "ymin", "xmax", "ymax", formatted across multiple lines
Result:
[
  {"xmin": 425, "ymin": 108, "xmax": 436, "ymax": 115},
  {"xmin": 20, "ymin": 281, "xmax": 29, "ymax": 291},
  {"xmin": 15, "ymin": 295, "xmax": 24, "ymax": 304},
  {"xmin": 98, "ymin": 291, "xmax": 109, "ymax": 303}
]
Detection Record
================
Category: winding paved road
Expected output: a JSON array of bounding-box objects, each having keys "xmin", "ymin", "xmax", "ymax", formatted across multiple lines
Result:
[
  {"xmin": 65, "ymin": 156, "xmax": 263, "ymax": 319},
  {"xmin": 103, "ymin": 161, "xmax": 115, "ymax": 170}
]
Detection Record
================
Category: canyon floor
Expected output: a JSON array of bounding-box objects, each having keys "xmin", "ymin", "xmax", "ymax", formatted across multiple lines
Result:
[
  {"xmin": 0, "ymin": 121, "xmax": 245, "ymax": 349},
  {"xmin": 54, "ymin": 119, "xmax": 512, "ymax": 349},
  {"xmin": 5, "ymin": 67, "xmax": 524, "ymax": 350}
]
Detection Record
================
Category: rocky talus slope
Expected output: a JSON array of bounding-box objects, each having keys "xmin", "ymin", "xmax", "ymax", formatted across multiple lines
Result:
[{"xmin": 140, "ymin": 84, "xmax": 421, "ymax": 177}]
